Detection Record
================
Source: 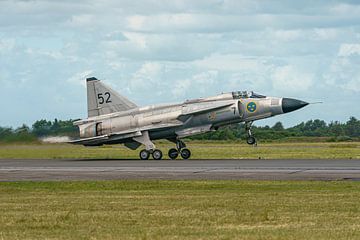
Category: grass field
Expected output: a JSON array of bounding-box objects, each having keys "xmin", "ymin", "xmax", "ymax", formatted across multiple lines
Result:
[
  {"xmin": 0, "ymin": 141, "xmax": 359, "ymax": 159},
  {"xmin": 0, "ymin": 180, "xmax": 359, "ymax": 240}
]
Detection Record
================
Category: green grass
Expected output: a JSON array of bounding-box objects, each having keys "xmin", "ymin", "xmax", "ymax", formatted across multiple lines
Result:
[
  {"xmin": 0, "ymin": 141, "xmax": 359, "ymax": 159},
  {"xmin": 0, "ymin": 180, "xmax": 360, "ymax": 239}
]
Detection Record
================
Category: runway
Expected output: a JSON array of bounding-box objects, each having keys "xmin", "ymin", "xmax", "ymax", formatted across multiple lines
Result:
[{"xmin": 1, "ymin": 159, "xmax": 360, "ymax": 181}]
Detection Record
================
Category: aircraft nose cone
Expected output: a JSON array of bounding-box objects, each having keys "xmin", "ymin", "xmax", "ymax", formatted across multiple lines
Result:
[{"xmin": 282, "ymin": 98, "xmax": 309, "ymax": 113}]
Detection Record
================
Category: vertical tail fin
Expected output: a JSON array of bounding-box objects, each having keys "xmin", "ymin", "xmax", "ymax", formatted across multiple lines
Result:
[{"xmin": 86, "ymin": 77, "xmax": 138, "ymax": 117}]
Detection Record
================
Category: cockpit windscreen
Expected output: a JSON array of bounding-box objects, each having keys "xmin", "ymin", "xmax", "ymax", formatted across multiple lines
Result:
[{"xmin": 232, "ymin": 91, "xmax": 266, "ymax": 99}]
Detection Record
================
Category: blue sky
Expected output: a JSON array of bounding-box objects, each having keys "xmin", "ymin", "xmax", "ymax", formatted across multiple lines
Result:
[{"xmin": 1, "ymin": 0, "xmax": 360, "ymax": 128}]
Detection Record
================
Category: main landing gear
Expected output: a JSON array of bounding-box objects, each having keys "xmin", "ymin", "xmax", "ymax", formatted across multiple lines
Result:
[
  {"xmin": 139, "ymin": 149, "xmax": 163, "ymax": 160},
  {"xmin": 245, "ymin": 121, "xmax": 257, "ymax": 146},
  {"xmin": 135, "ymin": 131, "xmax": 164, "ymax": 160},
  {"xmin": 137, "ymin": 135, "xmax": 191, "ymax": 160},
  {"xmin": 168, "ymin": 140, "xmax": 191, "ymax": 160},
  {"xmin": 139, "ymin": 140, "xmax": 191, "ymax": 160}
]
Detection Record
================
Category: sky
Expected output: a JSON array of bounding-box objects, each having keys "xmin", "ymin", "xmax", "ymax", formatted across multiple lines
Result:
[{"xmin": 1, "ymin": 0, "xmax": 360, "ymax": 128}]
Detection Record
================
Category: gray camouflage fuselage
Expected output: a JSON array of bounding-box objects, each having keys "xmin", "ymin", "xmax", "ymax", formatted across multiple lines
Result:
[{"xmin": 72, "ymin": 78, "xmax": 308, "ymax": 152}]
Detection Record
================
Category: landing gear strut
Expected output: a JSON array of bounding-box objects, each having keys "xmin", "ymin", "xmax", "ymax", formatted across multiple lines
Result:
[
  {"xmin": 136, "ymin": 131, "xmax": 163, "ymax": 160},
  {"xmin": 245, "ymin": 121, "xmax": 257, "ymax": 146},
  {"xmin": 168, "ymin": 139, "xmax": 191, "ymax": 160}
]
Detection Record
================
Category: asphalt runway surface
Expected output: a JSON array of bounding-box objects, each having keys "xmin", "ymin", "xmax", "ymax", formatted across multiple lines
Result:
[{"xmin": 1, "ymin": 159, "xmax": 360, "ymax": 181}]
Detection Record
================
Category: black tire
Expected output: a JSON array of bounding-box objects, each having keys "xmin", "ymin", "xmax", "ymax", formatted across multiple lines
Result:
[
  {"xmin": 152, "ymin": 149, "xmax": 163, "ymax": 160},
  {"xmin": 180, "ymin": 148, "xmax": 191, "ymax": 160},
  {"xmin": 139, "ymin": 149, "xmax": 150, "ymax": 160},
  {"xmin": 246, "ymin": 136, "xmax": 256, "ymax": 145},
  {"xmin": 168, "ymin": 148, "xmax": 179, "ymax": 160}
]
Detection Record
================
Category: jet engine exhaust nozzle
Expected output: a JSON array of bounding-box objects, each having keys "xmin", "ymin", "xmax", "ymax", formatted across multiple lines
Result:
[{"xmin": 282, "ymin": 98, "xmax": 309, "ymax": 113}]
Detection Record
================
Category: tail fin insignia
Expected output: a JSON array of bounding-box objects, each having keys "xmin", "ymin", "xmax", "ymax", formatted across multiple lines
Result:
[{"xmin": 86, "ymin": 77, "xmax": 138, "ymax": 117}]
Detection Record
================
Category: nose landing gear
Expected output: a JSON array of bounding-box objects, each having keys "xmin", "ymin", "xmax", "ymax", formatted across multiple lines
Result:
[
  {"xmin": 245, "ymin": 121, "xmax": 257, "ymax": 146},
  {"xmin": 168, "ymin": 140, "xmax": 191, "ymax": 160}
]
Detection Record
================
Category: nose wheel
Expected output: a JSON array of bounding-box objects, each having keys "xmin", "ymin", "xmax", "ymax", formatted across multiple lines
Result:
[
  {"xmin": 246, "ymin": 136, "xmax": 256, "ymax": 145},
  {"xmin": 168, "ymin": 140, "xmax": 191, "ymax": 160},
  {"xmin": 245, "ymin": 121, "xmax": 257, "ymax": 146}
]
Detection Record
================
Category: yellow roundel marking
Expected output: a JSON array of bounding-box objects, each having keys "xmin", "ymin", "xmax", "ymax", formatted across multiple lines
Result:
[{"xmin": 246, "ymin": 102, "xmax": 257, "ymax": 113}]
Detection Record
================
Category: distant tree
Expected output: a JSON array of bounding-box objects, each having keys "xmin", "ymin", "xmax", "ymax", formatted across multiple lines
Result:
[
  {"xmin": 328, "ymin": 121, "xmax": 345, "ymax": 137},
  {"xmin": 57, "ymin": 119, "xmax": 78, "ymax": 135},
  {"xmin": 345, "ymin": 117, "xmax": 360, "ymax": 137},
  {"xmin": 272, "ymin": 122, "xmax": 284, "ymax": 131},
  {"xmin": 0, "ymin": 127, "xmax": 13, "ymax": 139},
  {"xmin": 32, "ymin": 119, "xmax": 52, "ymax": 136},
  {"xmin": 16, "ymin": 124, "xmax": 30, "ymax": 133},
  {"xmin": 51, "ymin": 118, "xmax": 60, "ymax": 134},
  {"xmin": 7, "ymin": 124, "xmax": 37, "ymax": 142}
]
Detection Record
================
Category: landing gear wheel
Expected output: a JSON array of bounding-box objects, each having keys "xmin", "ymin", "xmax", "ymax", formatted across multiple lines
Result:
[
  {"xmin": 180, "ymin": 148, "xmax": 191, "ymax": 160},
  {"xmin": 152, "ymin": 149, "xmax": 163, "ymax": 160},
  {"xmin": 168, "ymin": 148, "xmax": 179, "ymax": 160},
  {"xmin": 246, "ymin": 136, "xmax": 256, "ymax": 145},
  {"xmin": 245, "ymin": 121, "xmax": 257, "ymax": 146},
  {"xmin": 139, "ymin": 149, "xmax": 150, "ymax": 160}
]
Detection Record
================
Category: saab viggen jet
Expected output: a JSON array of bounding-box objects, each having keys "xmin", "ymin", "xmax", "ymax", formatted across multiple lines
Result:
[{"xmin": 71, "ymin": 77, "xmax": 308, "ymax": 160}]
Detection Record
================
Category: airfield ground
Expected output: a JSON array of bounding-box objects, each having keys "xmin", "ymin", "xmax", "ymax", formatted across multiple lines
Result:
[
  {"xmin": 0, "ymin": 141, "xmax": 359, "ymax": 160},
  {"xmin": 0, "ymin": 142, "xmax": 359, "ymax": 239},
  {"xmin": 0, "ymin": 180, "xmax": 360, "ymax": 239}
]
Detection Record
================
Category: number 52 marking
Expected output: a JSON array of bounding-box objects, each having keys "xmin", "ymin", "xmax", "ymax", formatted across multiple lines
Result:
[{"xmin": 97, "ymin": 92, "xmax": 112, "ymax": 104}]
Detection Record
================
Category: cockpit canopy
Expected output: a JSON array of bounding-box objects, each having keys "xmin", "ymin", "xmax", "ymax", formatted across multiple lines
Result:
[{"xmin": 232, "ymin": 91, "xmax": 266, "ymax": 99}]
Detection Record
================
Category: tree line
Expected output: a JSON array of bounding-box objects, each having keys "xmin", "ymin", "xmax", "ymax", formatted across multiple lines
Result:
[
  {"xmin": 0, "ymin": 119, "xmax": 79, "ymax": 143},
  {"xmin": 0, "ymin": 117, "xmax": 359, "ymax": 143},
  {"xmin": 191, "ymin": 117, "xmax": 360, "ymax": 142}
]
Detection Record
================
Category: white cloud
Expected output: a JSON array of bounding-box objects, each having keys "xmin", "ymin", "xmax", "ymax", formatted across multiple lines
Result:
[
  {"xmin": 66, "ymin": 14, "xmax": 95, "ymax": 28},
  {"xmin": 130, "ymin": 62, "xmax": 163, "ymax": 90},
  {"xmin": 272, "ymin": 30, "xmax": 302, "ymax": 41},
  {"xmin": 271, "ymin": 65, "xmax": 313, "ymax": 93},
  {"xmin": 324, "ymin": 52, "xmax": 360, "ymax": 93},
  {"xmin": 122, "ymin": 32, "xmax": 147, "ymax": 49},
  {"xmin": 342, "ymin": 77, "xmax": 360, "ymax": 91},
  {"xmin": 0, "ymin": 38, "xmax": 16, "ymax": 53},
  {"xmin": 338, "ymin": 43, "xmax": 360, "ymax": 57},
  {"xmin": 67, "ymin": 70, "xmax": 94, "ymax": 88},
  {"xmin": 329, "ymin": 3, "xmax": 360, "ymax": 15},
  {"xmin": 170, "ymin": 70, "xmax": 218, "ymax": 97},
  {"xmin": 171, "ymin": 79, "xmax": 191, "ymax": 97},
  {"xmin": 193, "ymin": 70, "xmax": 218, "ymax": 85},
  {"xmin": 126, "ymin": 15, "xmax": 146, "ymax": 30},
  {"xmin": 312, "ymin": 28, "xmax": 338, "ymax": 40},
  {"xmin": 194, "ymin": 54, "xmax": 268, "ymax": 71}
]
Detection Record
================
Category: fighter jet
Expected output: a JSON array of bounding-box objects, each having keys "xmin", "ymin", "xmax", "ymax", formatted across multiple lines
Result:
[{"xmin": 71, "ymin": 77, "xmax": 308, "ymax": 160}]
